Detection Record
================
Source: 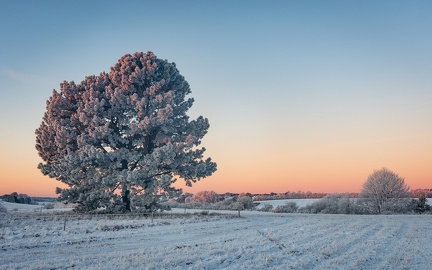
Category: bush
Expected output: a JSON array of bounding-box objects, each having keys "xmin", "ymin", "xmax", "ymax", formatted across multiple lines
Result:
[
  {"xmin": 260, "ymin": 204, "xmax": 273, "ymax": 212},
  {"xmin": 298, "ymin": 194, "xmax": 353, "ymax": 214},
  {"xmin": 0, "ymin": 202, "xmax": 7, "ymax": 213},
  {"xmin": 414, "ymin": 197, "xmax": 431, "ymax": 214},
  {"xmin": 43, "ymin": 203, "xmax": 55, "ymax": 210},
  {"xmin": 273, "ymin": 202, "xmax": 298, "ymax": 213}
]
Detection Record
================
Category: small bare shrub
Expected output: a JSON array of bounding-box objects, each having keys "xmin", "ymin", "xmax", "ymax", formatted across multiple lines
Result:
[
  {"xmin": 44, "ymin": 203, "xmax": 55, "ymax": 210},
  {"xmin": 199, "ymin": 210, "xmax": 209, "ymax": 216},
  {"xmin": 0, "ymin": 202, "xmax": 7, "ymax": 214},
  {"xmin": 113, "ymin": 224, "xmax": 123, "ymax": 231},
  {"xmin": 99, "ymin": 225, "xmax": 109, "ymax": 231}
]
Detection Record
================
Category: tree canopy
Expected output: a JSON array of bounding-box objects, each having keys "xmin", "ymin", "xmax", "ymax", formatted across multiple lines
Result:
[
  {"xmin": 36, "ymin": 51, "xmax": 216, "ymax": 212},
  {"xmin": 360, "ymin": 167, "xmax": 410, "ymax": 213}
]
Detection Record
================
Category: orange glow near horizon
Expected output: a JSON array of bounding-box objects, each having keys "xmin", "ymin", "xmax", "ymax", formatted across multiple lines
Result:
[
  {"xmin": 0, "ymin": 138, "xmax": 432, "ymax": 196},
  {"xmin": 0, "ymin": 130, "xmax": 431, "ymax": 197}
]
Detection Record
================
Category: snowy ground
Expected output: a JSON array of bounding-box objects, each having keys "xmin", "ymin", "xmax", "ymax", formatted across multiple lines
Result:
[
  {"xmin": 1, "ymin": 203, "xmax": 432, "ymax": 270},
  {"xmin": 255, "ymin": 199, "xmax": 320, "ymax": 209},
  {"xmin": 1, "ymin": 201, "xmax": 43, "ymax": 212}
]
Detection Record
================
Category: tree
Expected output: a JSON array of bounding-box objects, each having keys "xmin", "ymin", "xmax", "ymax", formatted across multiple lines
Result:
[
  {"xmin": 35, "ymin": 52, "xmax": 217, "ymax": 212},
  {"xmin": 191, "ymin": 190, "xmax": 218, "ymax": 203},
  {"xmin": 414, "ymin": 196, "xmax": 431, "ymax": 214},
  {"xmin": 359, "ymin": 168, "xmax": 410, "ymax": 214},
  {"xmin": 236, "ymin": 194, "xmax": 255, "ymax": 210},
  {"xmin": 1, "ymin": 192, "xmax": 33, "ymax": 204}
]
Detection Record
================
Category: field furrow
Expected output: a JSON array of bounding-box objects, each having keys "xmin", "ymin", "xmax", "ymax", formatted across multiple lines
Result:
[{"xmin": 1, "ymin": 211, "xmax": 432, "ymax": 269}]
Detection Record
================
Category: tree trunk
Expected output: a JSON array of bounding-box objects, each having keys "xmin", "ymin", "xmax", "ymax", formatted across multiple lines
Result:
[
  {"xmin": 120, "ymin": 159, "xmax": 131, "ymax": 212},
  {"xmin": 122, "ymin": 186, "xmax": 131, "ymax": 212}
]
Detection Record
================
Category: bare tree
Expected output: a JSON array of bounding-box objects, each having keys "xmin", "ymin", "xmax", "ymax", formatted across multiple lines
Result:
[
  {"xmin": 191, "ymin": 191, "xmax": 218, "ymax": 203},
  {"xmin": 360, "ymin": 168, "xmax": 410, "ymax": 214}
]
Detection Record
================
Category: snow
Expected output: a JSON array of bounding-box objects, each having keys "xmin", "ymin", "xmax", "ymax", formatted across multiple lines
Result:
[
  {"xmin": 1, "ymin": 201, "xmax": 42, "ymax": 212},
  {"xmin": 256, "ymin": 199, "xmax": 320, "ymax": 209},
  {"xmin": 1, "ymin": 203, "xmax": 432, "ymax": 269},
  {"xmin": 0, "ymin": 200, "xmax": 74, "ymax": 213}
]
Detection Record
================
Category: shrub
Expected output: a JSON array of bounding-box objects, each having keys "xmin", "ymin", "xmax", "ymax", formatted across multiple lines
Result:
[
  {"xmin": 44, "ymin": 203, "xmax": 55, "ymax": 210},
  {"xmin": 298, "ymin": 194, "xmax": 353, "ymax": 214},
  {"xmin": 273, "ymin": 202, "xmax": 298, "ymax": 213},
  {"xmin": 260, "ymin": 204, "xmax": 273, "ymax": 212},
  {"xmin": 414, "ymin": 197, "xmax": 431, "ymax": 214},
  {"xmin": 0, "ymin": 202, "xmax": 7, "ymax": 214}
]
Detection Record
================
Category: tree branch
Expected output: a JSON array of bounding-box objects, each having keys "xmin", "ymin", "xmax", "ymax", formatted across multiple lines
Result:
[{"xmin": 111, "ymin": 182, "xmax": 121, "ymax": 193}]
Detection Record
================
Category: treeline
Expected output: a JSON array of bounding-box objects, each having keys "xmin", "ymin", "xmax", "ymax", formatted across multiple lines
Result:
[
  {"xmin": 252, "ymin": 191, "xmax": 359, "ymax": 201},
  {"xmin": 0, "ymin": 192, "xmax": 35, "ymax": 205},
  {"xmin": 411, "ymin": 189, "xmax": 432, "ymax": 198},
  {"xmin": 169, "ymin": 191, "xmax": 256, "ymax": 212},
  {"xmin": 169, "ymin": 192, "xmax": 431, "ymax": 215},
  {"xmin": 176, "ymin": 191, "xmax": 341, "ymax": 202},
  {"xmin": 240, "ymin": 189, "xmax": 431, "ymax": 201},
  {"xmin": 174, "ymin": 189, "xmax": 432, "ymax": 204},
  {"xmin": 259, "ymin": 194, "xmax": 432, "ymax": 215}
]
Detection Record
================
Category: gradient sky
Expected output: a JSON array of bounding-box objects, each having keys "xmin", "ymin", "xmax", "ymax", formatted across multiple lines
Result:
[{"xmin": 1, "ymin": 1, "xmax": 431, "ymax": 197}]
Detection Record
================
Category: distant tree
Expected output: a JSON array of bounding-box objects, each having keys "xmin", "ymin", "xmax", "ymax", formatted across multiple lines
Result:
[
  {"xmin": 177, "ymin": 192, "xmax": 194, "ymax": 203},
  {"xmin": 360, "ymin": 168, "xmax": 410, "ymax": 214},
  {"xmin": 191, "ymin": 190, "xmax": 218, "ymax": 203},
  {"xmin": 236, "ymin": 194, "xmax": 255, "ymax": 210},
  {"xmin": 240, "ymin": 192, "xmax": 253, "ymax": 198},
  {"xmin": 35, "ymin": 52, "xmax": 216, "ymax": 212},
  {"xmin": 414, "ymin": 197, "xmax": 431, "ymax": 214},
  {"xmin": 1, "ymin": 192, "xmax": 33, "ymax": 205}
]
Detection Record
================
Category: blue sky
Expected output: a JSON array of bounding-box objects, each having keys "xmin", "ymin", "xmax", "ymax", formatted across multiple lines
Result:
[{"xmin": 1, "ymin": 1, "xmax": 431, "ymax": 196}]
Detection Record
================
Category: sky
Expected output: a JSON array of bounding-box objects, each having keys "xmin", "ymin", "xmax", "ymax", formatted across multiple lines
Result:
[{"xmin": 0, "ymin": 0, "xmax": 431, "ymax": 197}]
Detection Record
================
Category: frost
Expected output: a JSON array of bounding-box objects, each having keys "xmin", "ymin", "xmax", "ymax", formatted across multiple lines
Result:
[
  {"xmin": 35, "ymin": 52, "xmax": 217, "ymax": 212},
  {"xmin": 1, "ymin": 207, "xmax": 432, "ymax": 269}
]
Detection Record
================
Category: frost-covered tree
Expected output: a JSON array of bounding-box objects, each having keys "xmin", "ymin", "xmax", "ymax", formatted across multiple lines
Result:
[
  {"xmin": 236, "ymin": 194, "xmax": 255, "ymax": 210},
  {"xmin": 1, "ymin": 192, "xmax": 33, "ymax": 205},
  {"xmin": 414, "ymin": 197, "xmax": 431, "ymax": 214},
  {"xmin": 360, "ymin": 168, "xmax": 410, "ymax": 214},
  {"xmin": 191, "ymin": 190, "xmax": 218, "ymax": 203},
  {"xmin": 36, "ymin": 52, "xmax": 217, "ymax": 212}
]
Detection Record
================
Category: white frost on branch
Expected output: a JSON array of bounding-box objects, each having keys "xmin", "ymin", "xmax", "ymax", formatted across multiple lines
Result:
[{"xmin": 36, "ymin": 52, "xmax": 217, "ymax": 212}]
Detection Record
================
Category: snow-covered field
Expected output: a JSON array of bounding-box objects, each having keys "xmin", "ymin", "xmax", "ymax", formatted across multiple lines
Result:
[
  {"xmin": 1, "ymin": 203, "xmax": 432, "ymax": 270},
  {"xmin": 1, "ymin": 201, "xmax": 43, "ymax": 212},
  {"xmin": 256, "ymin": 199, "xmax": 320, "ymax": 209}
]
